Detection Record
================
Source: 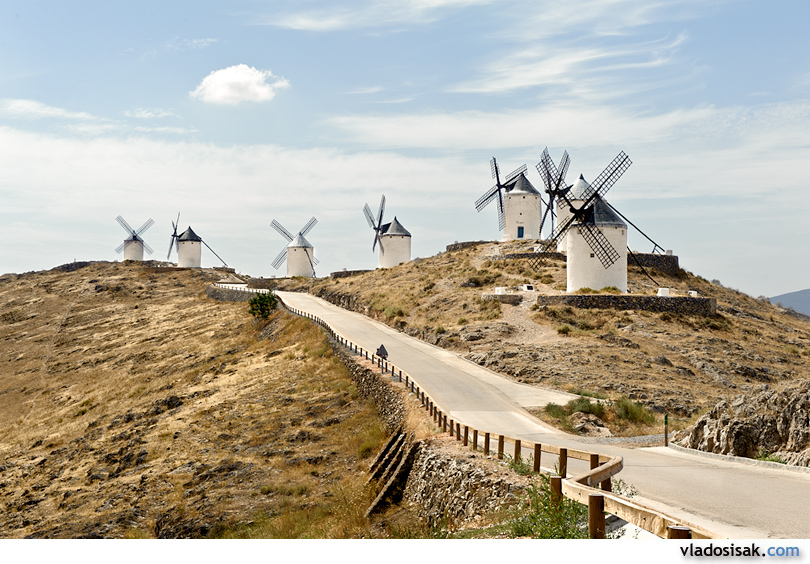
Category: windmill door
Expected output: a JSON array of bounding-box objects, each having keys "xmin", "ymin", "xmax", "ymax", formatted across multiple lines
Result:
[{"xmin": 517, "ymin": 226, "xmax": 524, "ymax": 239}]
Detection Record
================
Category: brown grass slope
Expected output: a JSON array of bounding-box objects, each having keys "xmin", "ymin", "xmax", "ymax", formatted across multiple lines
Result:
[
  {"xmin": 0, "ymin": 261, "xmax": 390, "ymax": 539},
  {"xmin": 276, "ymin": 240, "xmax": 810, "ymax": 434}
]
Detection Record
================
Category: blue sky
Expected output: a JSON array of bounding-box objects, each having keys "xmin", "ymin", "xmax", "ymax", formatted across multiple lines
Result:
[{"xmin": 1, "ymin": 0, "xmax": 808, "ymax": 297}]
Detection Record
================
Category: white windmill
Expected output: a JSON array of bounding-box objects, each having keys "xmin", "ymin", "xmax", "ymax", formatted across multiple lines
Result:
[
  {"xmin": 115, "ymin": 215, "xmax": 154, "ymax": 261},
  {"xmin": 166, "ymin": 213, "xmax": 228, "ymax": 268},
  {"xmin": 271, "ymin": 217, "xmax": 318, "ymax": 278},
  {"xmin": 475, "ymin": 158, "xmax": 542, "ymax": 241},
  {"xmin": 536, "ymin": 151, "xmax": 632, "ymax": 293},
  {"xmin": 364, "ymin": 195, "xmax": 412, "ymax": 268}
]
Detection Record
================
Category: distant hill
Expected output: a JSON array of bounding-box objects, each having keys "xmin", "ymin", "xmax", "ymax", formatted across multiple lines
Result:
[{"xmin": 771, "ymin": 288, "xmax": 810, "ymax": 315}]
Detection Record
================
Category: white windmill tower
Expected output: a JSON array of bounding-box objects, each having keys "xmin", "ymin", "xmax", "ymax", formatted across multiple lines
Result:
[
  {"xmin": 364, "ymin": 195, "xmax": 412, "ymax": 268},
  {"xmin": 115, "ymin": 215, "xmax": 154, "ymax": 261},
  {"xmin": 166, "ymin": 213, "xmax": 228, "ymax": 268},
  {"xmin": 475, "ymin": 158, "xmax": 542, "ymax": 241},
  {"xmin": 536, "ymin": 151, "xmax": 632, "ymax": 293},
  {"xmin": 271, "ymin": 217, "xmax": 318, "ymax": 278}
]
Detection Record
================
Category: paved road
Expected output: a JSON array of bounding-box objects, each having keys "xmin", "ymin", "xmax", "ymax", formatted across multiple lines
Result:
[{"xmin": 278, "ymin": 291, "xmax": 810, "ymax": 538}]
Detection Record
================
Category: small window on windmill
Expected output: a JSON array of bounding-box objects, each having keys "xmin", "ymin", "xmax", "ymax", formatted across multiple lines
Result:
[{"xmin": 590, "ymin": 253, "xmax": 595, "ymax": 258}]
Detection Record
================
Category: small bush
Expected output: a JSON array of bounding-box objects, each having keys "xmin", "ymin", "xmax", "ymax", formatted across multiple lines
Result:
[
  {"xmin": 557, "ymin": 324, "xmax": 572, "ymax": 335},
  {"xmin": 614, "ymin": 397, "xmax": 656, "ymax": 425},
  {"xmin": 383, "ymin": 306, "xmax": 405, "ymax": 319},
  {"xmin": 566, "ymin": 397, "xmax": 606, "ymax": 419},
  {"xmin": 435, "ymin": 326, "xmax": 446, "ymax": 334},
  {"xmin": 457, "ymin": 317, "xmax": 469, "ymax": 325},
  {"xmin": 248, "ymin": 292, "xmax": 278, "ymax": 319}
]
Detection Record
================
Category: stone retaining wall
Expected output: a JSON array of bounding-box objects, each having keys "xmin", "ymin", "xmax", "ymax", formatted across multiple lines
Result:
[
  {"xmin": 536, "ymin": 294, "xmax": 716, "ymax": 316},
  {"xmin": 446, "ymin": 240, "xmax": 493, "ymax": 252},
  {"xmin": 330, "ymin": 269, "xmax": 372, "ymax": 279},
  {"xmin": 628, "ymin": 253, "xmax": 680, "ymax": 275},
  {"xmin": 204, "ymin": 285, "xmax": 256, "ymax": 303},
  {"xmin": 246, "ymin": 278, "xmax": 279, "ymax": 290}
]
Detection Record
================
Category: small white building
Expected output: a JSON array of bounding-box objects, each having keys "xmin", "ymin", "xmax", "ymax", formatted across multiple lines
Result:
[
  {"xmin": 502, "ymin": 173, "xmax": 542, "ymax": 241},
  {"xmin": 566, "ymin": 200, "xmax": 628, "ymax": 293},
  {"xmin": 287, "ymin": 234, "xmax": 316, "ymax": 278},
  {"xmin": 122, "ymin": 238, "xmax": 145, "ymax": 261},
  {"xmin": 378, "ymin": 216, "xmax": 412, "ymax": 268},
  {"xmin": 177, "ymin": 227, "xmax": 202, "ymax": 268}
]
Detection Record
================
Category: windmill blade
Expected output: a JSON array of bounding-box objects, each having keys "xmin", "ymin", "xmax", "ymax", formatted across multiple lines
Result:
[
  {"xmin": 503, "ymin": 163, "xmax": 527, "ymax": 185},
  {"xmin": 537, "ymin": 148, "xmax": 556, "ymax": 191},
  {"xmin": 475, "ymin": 185, "xmax": 501, "ymax": 212},
  {"xmin": 376, "ymin": 194, "xmax": 386, "ymax": 228},
  {"xmin": 579, "ymin": 222, "xmax": 621, "ymax": 269},
  {"xmin": 490, "ymin": 157, "xmax": 500, "ymax": 181},
  {"xmin": 496, "ymin": 194, "xmax": 505, "ymax": 231},
  {"xmin": 313, "ymin": 256, "xmax": 320, "ymax": 266},
  {"xmin": 116, "ymin": 215, "xmax": 135, "ymax": 235},
  {"xmin": 135, "ymin": 218, "xmax": 155, "ymax": 236},
  {"xmin": 581, "ymin": 151, "xmax": 632, "ymax": 201},
  {"xmin": 142, "ymin": 240, "xmax": 154, "ymax": 255},
  {"xmin": 166, "ymin": 238, "xmax": 175, "ymax": 261},
  {"xmin": 300, "ymin": 216, "xmax": 318, "ymax": 238},
  {"xmin": 305, "ymin": 250, "xmax": 317, "ymax": 278},
  {"xmin": 363, "ymin": 204, "xmax": 376, "ymax": 228},
  {"xmin": 202, "ymin": 239, "xmax": 228, "ymax": 267},
  {"xmin": 539, "ymin": 211, "xmax": 579, "ymax": 252},
  {"xmin": 556, "ymin": 151, "xmax": 570, "ymax": 189},
  {"xmin": 115, "ymin": 242, "xmax": 125, "ymax": 254},
  {"xmin": 376, "ymin": 232, "xmax": 385, "ymax": 255},
  {"xmin": 538, "ymin": 202, "xmax": 553, "ymax": 238},
  {"xmin": 270, "ymin": 219, "xmax": 294, "ymax": 242},
  {"xmin": 271, "ymin": 247, "xmax": 288, "ymax": 270}
]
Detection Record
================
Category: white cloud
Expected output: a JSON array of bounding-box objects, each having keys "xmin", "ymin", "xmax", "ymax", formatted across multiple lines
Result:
[
  {"xmin": 125, "ymin": 107, "xmax": 179, "ymax": 119},
  {"xmin": 0, "ymin": 99, "xmax": 105, "ymax": 121},
  {"xmin": 256, "ymin": 0, "xmax": 492, "ymax": 31},
  {"xmin": 190, "ymin": 64, "xmax": 290, "ymax": 105}
]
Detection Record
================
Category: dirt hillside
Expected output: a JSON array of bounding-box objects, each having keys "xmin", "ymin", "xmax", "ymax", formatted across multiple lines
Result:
[{"xmin": 0, "ymin": 261, "xmax": 389, "ymax": 538}]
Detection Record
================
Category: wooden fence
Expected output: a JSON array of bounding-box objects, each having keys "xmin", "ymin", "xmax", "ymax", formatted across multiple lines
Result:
[{"xmin": 279, "ymin": 297, "xmax": 717, "ymax": 540}]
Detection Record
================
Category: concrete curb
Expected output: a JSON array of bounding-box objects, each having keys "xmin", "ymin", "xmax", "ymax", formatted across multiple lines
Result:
[{"xmin": 668, "ymin": 443, "xmax": 810, "ymax": 474}]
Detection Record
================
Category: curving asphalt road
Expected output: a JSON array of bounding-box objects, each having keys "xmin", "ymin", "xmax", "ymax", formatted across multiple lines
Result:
[{"xmin": 278, "ymin": 291, "xmax": 810, "ymax": 539}]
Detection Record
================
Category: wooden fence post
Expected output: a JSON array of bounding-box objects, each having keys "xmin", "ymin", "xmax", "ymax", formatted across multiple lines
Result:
[
  {"xmin": 484, "ymin": 432, "xmax": 490, "ymax": 456},
  {"xmin": 463, "ymin": 426, "xmax": 469, "ymax": 446},
  {"xmin": 514, "ymin": 439, "xmax": 521, "ymax": 463},
  {"xmin": 533, "ymin": 444, "xmax": 542, "ymax": 472},
  {"xmin": 497, "ymin": 435, "xmax": 504, "ymax": 460},
  {"xmin": 559, "ymin": 448, "xmax": 567, "ymax": 478},
  {"xmin": 456, "ymin": 423, "xmax": 461, "ymax": 441},
  {"xmin": 588, "ymin": 493, "xmax": 605, "ymax": 539},
  {"xmin": 550, "ymin": 476, "xmax": 562, "ymax": 507},
  {"xmin": 472, "ymin": 429, "xmax": 478, "ymax": 451}
]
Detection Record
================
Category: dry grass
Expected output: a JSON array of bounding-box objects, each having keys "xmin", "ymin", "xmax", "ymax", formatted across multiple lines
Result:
[{"xmin": 0, "ymin": 261, "xmax": 410, "ymax": 539}]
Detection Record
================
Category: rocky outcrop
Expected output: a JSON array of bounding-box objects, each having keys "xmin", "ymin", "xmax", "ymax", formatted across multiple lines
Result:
[{"xmin": 678, "ymin": 381, "xmax": 810, "ymax": 466}]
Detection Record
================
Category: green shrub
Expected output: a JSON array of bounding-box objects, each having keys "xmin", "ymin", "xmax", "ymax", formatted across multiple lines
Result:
[
  {"xmin": 383, "ymin": 306, "xmax": 405, "ymax": 319},
  {"xmin": 248, "ymin": 292, "xmax": 278, "ymax": 319},
  {"xmin": 614, "ymin": 397, "xmax": 656, "ymax": 424},
  {"xmin": 508, "ymin": 474, "xmax": 588, "ymax": 538},
  {"xmin": 566, "ymin": 397, "xmax": 606, "ymax": 419}
]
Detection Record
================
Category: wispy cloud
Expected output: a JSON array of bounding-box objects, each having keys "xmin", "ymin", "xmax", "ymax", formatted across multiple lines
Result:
[
  {"xmin": 0, "ymin": 99, "xmax": 105, "ymax": 121},
  {"xmin": 140, "ymin": 37, "xmax": 218, "ymax": 59},
  {"xmin": 255, "ymin": 0, "xmax": 492, "ymax": 31},
  {"xmin": 125, "ymin": 107, "xmax": 179, "ymax": 119},
  {"xmin": 190, "ymin": 64, "xmax": 290, "ymax": 105}
]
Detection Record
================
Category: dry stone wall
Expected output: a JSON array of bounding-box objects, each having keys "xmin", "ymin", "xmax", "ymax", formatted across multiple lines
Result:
[{"xmin": 536, "ymin": 294, "xmax": 717, "ymax": 316}]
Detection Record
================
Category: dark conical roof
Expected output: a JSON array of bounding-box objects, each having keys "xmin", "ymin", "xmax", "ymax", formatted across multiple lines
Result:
[
  {"xmin": 380, "ymin": 216, "xmax": 411, "ymax": 237},
  {"xmin": 178, "ymin": 226, "xmax": 202, "ymax": 242},
  {"xmin": 591, "ymin": 199, "xmax": 627, "ymax": 228},
  {"xmin": 506, "ymin": 172, "xmax": 540, "ymax": 195}
]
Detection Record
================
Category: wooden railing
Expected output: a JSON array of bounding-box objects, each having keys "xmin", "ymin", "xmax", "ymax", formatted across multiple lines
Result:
[{"xmin": 279, "ymin": 298, "xmax": 718, "ymax": 540}]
